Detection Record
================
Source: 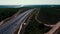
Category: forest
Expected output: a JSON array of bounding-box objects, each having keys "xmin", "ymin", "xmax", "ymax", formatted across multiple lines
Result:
[{"xmin": 0, "ymin": 7, "xmax": 60, "ymax": 34}]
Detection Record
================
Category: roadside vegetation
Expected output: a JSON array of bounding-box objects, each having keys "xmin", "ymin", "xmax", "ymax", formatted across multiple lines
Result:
[
  {"xmin": 0, "ymin": 7, "xmax": 60, "ymax": 34},
  {"xmin": 0, "ymin": 8, "xmax": 20, "ymax": 22}
]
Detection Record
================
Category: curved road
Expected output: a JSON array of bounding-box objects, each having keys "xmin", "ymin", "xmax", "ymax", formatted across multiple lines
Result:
[{"xmin": 0, "ymin": 8, "xmax": 38, "ymax": 34}]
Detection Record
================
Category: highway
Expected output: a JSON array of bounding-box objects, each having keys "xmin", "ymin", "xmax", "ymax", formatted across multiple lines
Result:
[{"xmin": 0, "ymin": 8, "xmax": 38, "ymax": 34}]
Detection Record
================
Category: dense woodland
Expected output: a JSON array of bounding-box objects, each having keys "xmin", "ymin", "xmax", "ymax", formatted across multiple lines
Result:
[
  {"xmin": 0, "ymin": 8, "xmax": 20, "ymax": 22},
  {"xmin": 25, "ymin": 8, "xmax": 60, "ymax": 34},
  {"xmin": 0, "ymin": 8, "xmax": 60, "ymax": 34}
]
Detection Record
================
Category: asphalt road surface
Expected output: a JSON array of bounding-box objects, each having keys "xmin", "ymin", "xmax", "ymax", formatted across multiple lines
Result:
[{"xmin": 0, "ymin": 8, "xmax": 37, "ymax": 34}]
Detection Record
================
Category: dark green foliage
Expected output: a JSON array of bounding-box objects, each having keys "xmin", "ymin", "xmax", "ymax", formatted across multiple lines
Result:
[
  {"xmin": 25, "ymin": 17, "xmax": 51, "ymax": 34},
  {"xmin": 24, "ymin": 8, "xmax": 60, "ymax": 34},
  {"xmin": 0, "ymin": 8, "xmax": 20, "ymax": 21},
  {"xmin": 25, "ymin": 17, "xmax": 43, "ymax": 34},
  {"xmin": 39, "ymin": 8, "xmax": 60, "ymax": 24},
  {"xmin": 0, "ymin": 7, "xmax": 60, "ymax": 34}
]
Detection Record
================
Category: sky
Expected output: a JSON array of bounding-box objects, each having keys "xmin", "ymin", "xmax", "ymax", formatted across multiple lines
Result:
[{"xmin": 0, "ymin": 0, "xmax": 60, "ymax": 5}]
